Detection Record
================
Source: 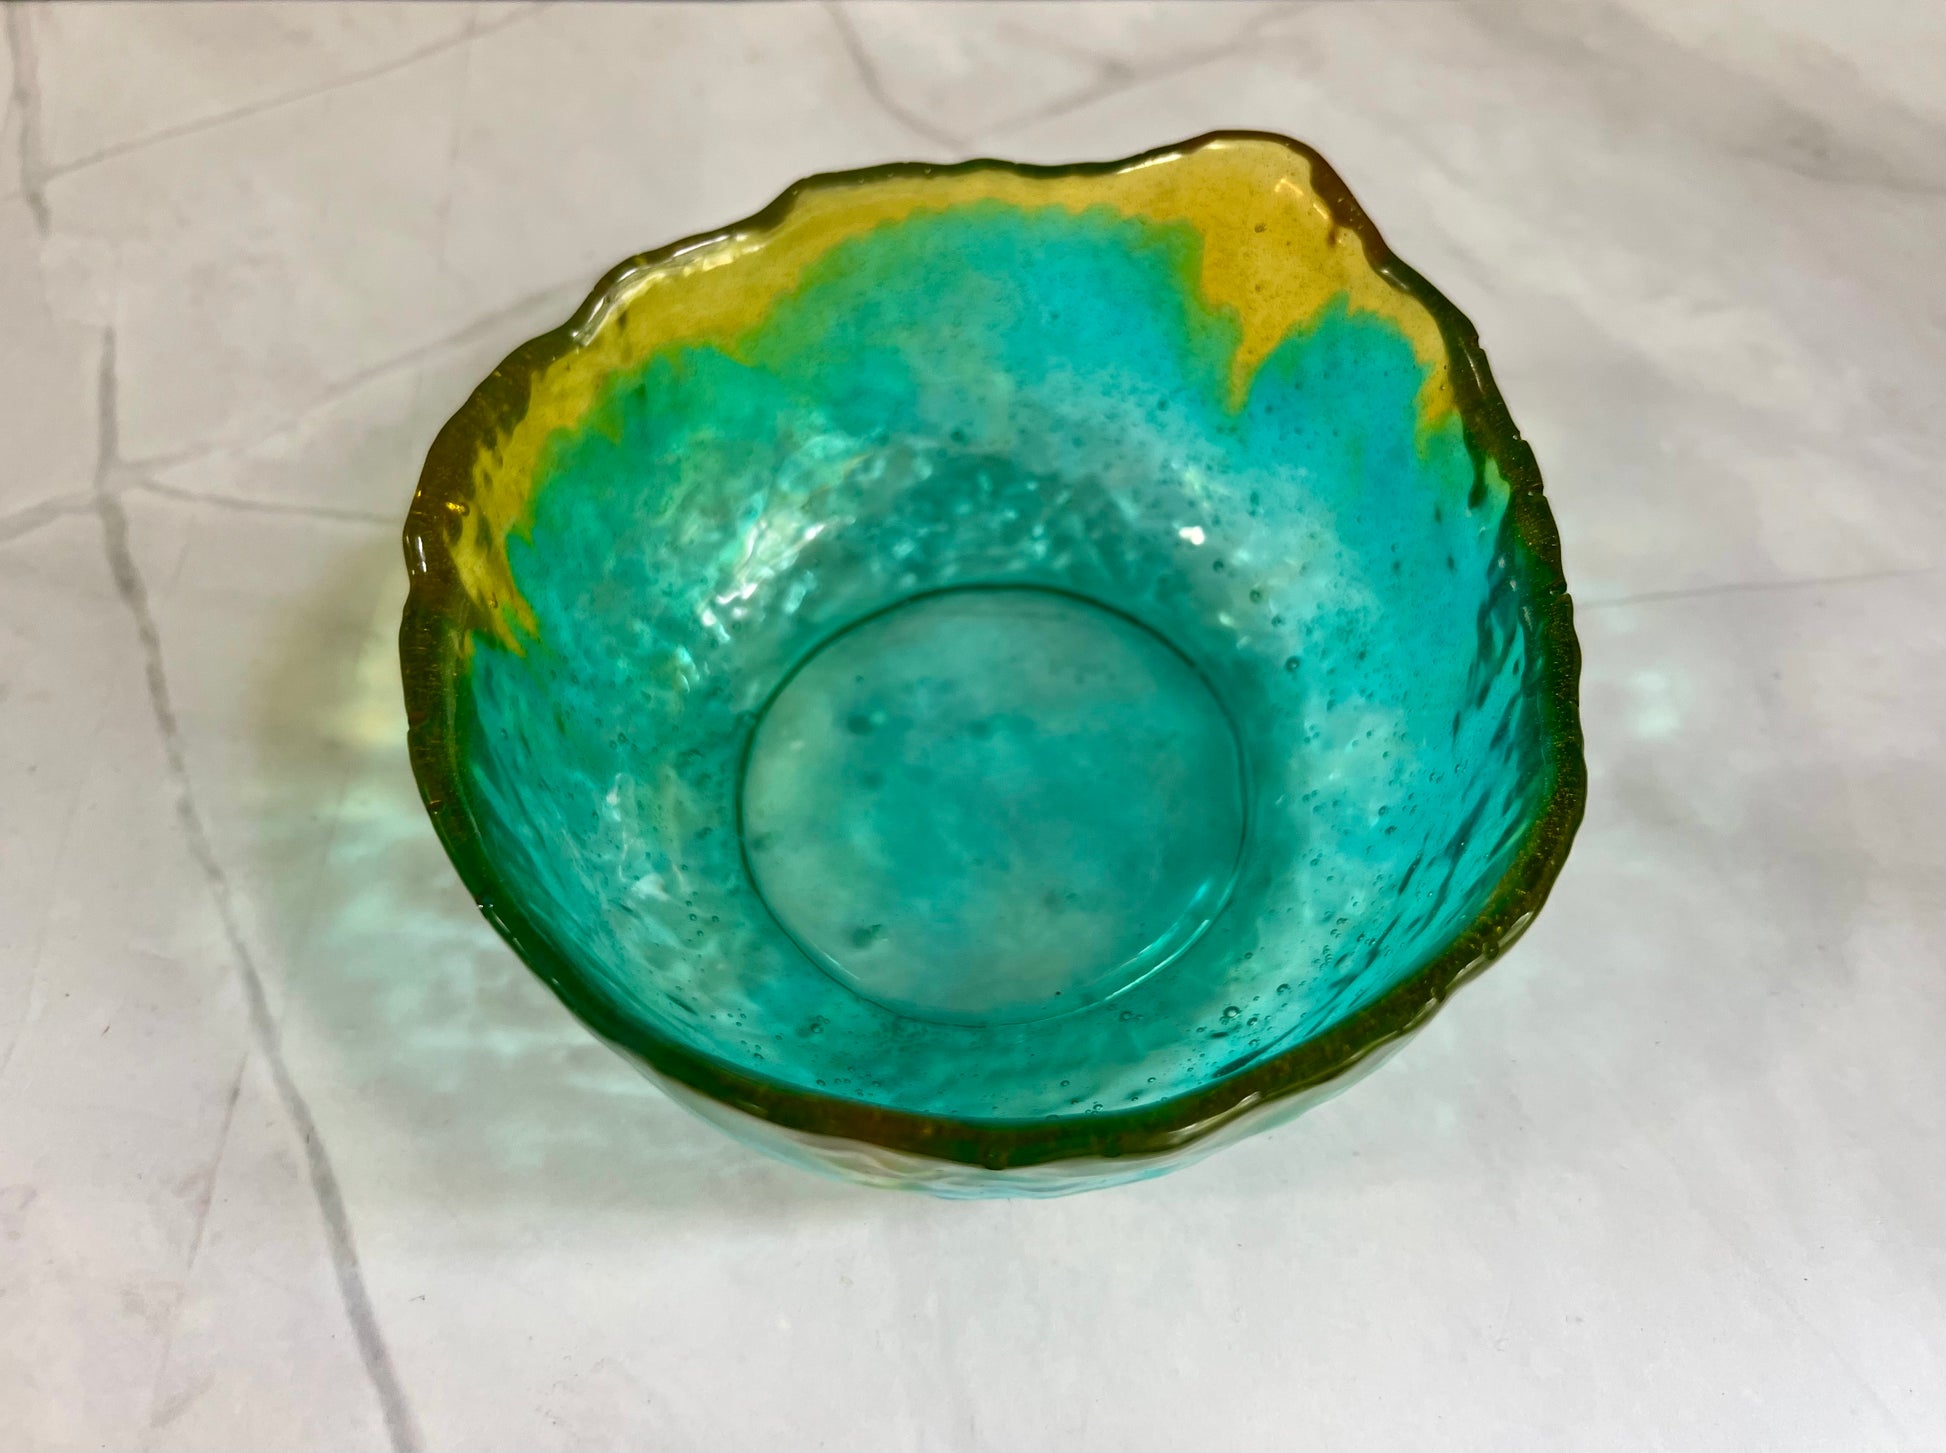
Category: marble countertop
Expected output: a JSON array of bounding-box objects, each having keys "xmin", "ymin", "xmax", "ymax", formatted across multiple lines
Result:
[{"xmin": 3, "ymin": 3, "xmax": 1942, "ymax": 1449}]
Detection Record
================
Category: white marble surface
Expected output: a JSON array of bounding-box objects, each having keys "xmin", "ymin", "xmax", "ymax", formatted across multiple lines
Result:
[{"xmin": 2, "ymin": 2, "xmax": 1942, "ymax": 1448}]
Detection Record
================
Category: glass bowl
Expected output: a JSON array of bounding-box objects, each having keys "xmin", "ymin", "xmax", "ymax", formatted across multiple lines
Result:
[{"xmin": 401, "ymin": 131, "xmax": 1584, "ymax": 1196}]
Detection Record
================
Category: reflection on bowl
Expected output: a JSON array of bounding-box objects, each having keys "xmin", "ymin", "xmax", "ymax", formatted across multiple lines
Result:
[{"xmin": 402, "ymin": 131, "xmax": 1584, "ymax": 1196}]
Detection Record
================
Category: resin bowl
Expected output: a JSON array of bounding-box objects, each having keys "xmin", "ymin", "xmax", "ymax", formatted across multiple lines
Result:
[{"xmin": 401, "ymin": 132, "xmax": 1584, "ymax": 1196}]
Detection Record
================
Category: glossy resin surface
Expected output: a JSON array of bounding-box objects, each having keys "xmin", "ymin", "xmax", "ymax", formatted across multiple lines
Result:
[{"xmin": 402, "ymin": 132, "xmax": 1584, "ymax": 1192}]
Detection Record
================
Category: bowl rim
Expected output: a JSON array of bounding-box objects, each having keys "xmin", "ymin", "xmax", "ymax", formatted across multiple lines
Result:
[{"xmin": 400, "ymin": 129, "xmax": 1586, "ymax": 1173}]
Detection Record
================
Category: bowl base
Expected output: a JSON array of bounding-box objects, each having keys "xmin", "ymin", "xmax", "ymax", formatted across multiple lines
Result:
[{"xmin": 738, "ymin": 585, "xmax": 1246, "ymax": 1026}]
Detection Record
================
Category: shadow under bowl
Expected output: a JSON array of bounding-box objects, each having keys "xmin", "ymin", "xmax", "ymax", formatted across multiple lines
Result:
[{"xmin": 402, "ymin": 131, "xmax": 1584, "ymax": 1196}]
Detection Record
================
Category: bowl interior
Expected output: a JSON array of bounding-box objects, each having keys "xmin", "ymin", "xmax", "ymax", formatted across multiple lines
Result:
[{"xmin": 413, "ymin": 135, "xmax": 1576, "ymax": 1140}]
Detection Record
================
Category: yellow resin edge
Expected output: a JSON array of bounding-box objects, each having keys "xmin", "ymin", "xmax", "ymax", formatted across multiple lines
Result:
[{"xmin": 450, "ymin": 136, "xmax": 1457, "ymax": 645}]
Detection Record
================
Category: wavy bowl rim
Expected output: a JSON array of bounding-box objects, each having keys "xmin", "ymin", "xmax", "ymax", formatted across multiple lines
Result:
[{"xmin": 399, "ymin": 130, "xmax": 1587, "ymax": 1174}]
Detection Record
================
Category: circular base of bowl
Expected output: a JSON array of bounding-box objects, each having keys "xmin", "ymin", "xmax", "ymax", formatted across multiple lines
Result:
[{"xmin": 738, "ymin": 585, "xmax": 1246, "ymax": 1026}]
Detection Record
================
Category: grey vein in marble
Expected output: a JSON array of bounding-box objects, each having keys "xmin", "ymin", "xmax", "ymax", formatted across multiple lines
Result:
[
  {"xmin": 38, "ymin": 3, "xmax": 547, "ymax": 188},
  {"xmin": 0, "ymin": 491, "xmax": 92, "ymax": 546},
  {"xmin": 90, "ymin": 333, "xmax": 422, "ymax": 1453},
  {"xmin": 1578, "ymin": 565, "xmax": 1943, "ymax": 612},
  {"xmin": 4, "ymin": 2, "xmax": 48, "ymax": 232},
  {"xmin": 826, "ymin": 2, "xmax": 966, "ymax": 152}
]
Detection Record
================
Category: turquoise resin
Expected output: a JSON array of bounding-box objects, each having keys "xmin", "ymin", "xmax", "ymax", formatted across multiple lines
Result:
[
  {"xmin": 740, "ymin": 584, "xmax": 1247, "ymax": 1026},
  {"xmin": 452, "ymin": 197, "xmax": 1554, "ymax": 1139}
]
